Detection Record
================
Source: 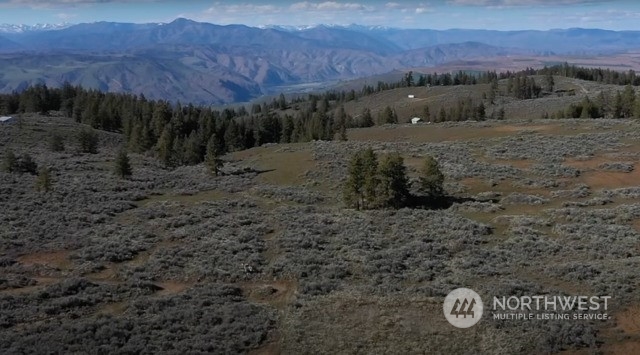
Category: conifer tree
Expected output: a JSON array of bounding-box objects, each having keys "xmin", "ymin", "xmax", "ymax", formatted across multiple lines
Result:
[
  {"xmin": 49, "ymin": 132, "xmax": 65, "ymax": 152},
  {"xmin": 114, "ymin": 149, "xmax": 132, "ymax": 179},
  {"xmin": 156, "ymin": 125, "xmax": 175, "ymax": 168},
  {"xmin": 35, "ymin": 166, "xmax": 52, "ymax": 192},
  {"xmin": 419, "ymin": 156, "xmax": 444, "ymax": 198},
  {"xmin": 281, "ymin": 115, "xmax": 294, "ymax": 143},
  {"xmin": 205, "ymin": 134, "xmax": 223, "ymax": 176},
  {"xmin": 344, "ymin": 151, "xmax": 366, "ymax": 210},
  {"xmin": 183, "ymin": 131, "xmax": 202, "ymax": 165},
  {"xmin": 377, "ymin": 153, "xmax": 409, "ymax": 209},
  {"xmin": 361, "ymin": 148, "xmax": 379, "ymax": 209},
  {"xmin": 2, "ymin": 150, "xmax": 17, "ymax": 173},
  {"xmin": 423, "ymin": 105, "xmax": 431, "ymax": 122},
  {"xmin": 360, "ymin": 108, "xmax": 374, "ymax": 127},
  {"xmin": 77, "ymin": 128, "xmax": 99, "ymax": 154}
]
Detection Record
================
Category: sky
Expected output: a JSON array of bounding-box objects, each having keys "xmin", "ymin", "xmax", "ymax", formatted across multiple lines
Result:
[{"xmin": 0, "ymin": 0, "xmax": 639, "ymax": 31}]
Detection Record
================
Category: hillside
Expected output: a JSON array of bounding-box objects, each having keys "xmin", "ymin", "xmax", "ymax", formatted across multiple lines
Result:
[
  {"xmin": 3, "ymin": 114, "xmax": 640, "ymax": 353},
  {"xmin": 2, "ymin": 19, "xmax": 640, "ymax": 104},
  {"xmin": 340, "ymin": 76, "xmax": 627, "ymax": 122}
]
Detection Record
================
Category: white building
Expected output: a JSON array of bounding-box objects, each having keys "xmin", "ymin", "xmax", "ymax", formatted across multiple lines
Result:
[
  {"xmin": 411, "ymin": 117, "xmax": 422, "ymax": 124},
  {"xmin": 0, "ymin": 116, "xmax": 13, "ymax": 123}
]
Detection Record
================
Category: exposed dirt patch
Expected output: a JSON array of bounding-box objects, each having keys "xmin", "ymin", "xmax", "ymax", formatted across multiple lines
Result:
[
  {"xmin": 616, "ymin": 305, "xmax": 640, "ymax": 334},
  {"xmin": 232, "ymin": 145, "xmax": 316, "ymax": 186},
  {"xmin": 243, "ymin": 280, "xmax": 297, "ymax": 310},
  {"xmin": 17, "ymin": 250, "xmax": 72, "ymax": 270},
  {"xmin": 156, "ymin": 280, "xmax": 193, "ymax": 296},
  {"xmin": 565, "ymin": 156, "xmax": 617, "ymax": 170},
  {"xmin": 580, "ymin": 170, "xmax": 640, "ymax": 190},
  {"xmin": 493, "ymin": 124, "xmax": 554, "ymax": 133},
  {"xmin": 139, "ymin": 189, "xmax": 235, "ymax": 207},
  {"xmin": 96, "ymin": 301, "xmax": 128, "ymax": 316},
  {"xmin": 604, "ymin": 341, "xmax": 640, "ymax": 355},
  {"xmin": 86, "ymin": 267, "xmax": 121, "ymax": 285},
  {"xmin": 492, "ymin": 158, "xmax": 535, "ymax": 170},
  {"xmin": 563, "ymin": 154, "xmax": 640, "ymax": 189},
  {"xmin": 248, "ymin": 341, "xmax": 281, "ymax": 355},
  {"xmin": 600, "ymin": 305, "xmax": 640, "ymax": 354}
]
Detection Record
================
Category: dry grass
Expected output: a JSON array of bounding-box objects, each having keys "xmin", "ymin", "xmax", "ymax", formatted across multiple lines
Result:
[
  {"xmin": 17, "ymin": 250, "xmax": 73, "ymax": 270},
  {"xmin": 347, "ymin": 120, "xmax": 617, "ymax": 144},
  {"xmin": 138, "ymin": 189, "xmax": 234, "ymax": 207},
  {"xmin": 231, "ymin": 145, "xmax": 316, "ymax": 186}
]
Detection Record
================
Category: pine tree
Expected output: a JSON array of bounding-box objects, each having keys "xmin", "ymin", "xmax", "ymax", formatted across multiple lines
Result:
[
  {"xmin": 621, "ymin": 85, "xmax": 636, "ymax": 118},
  {"xmin": 205, "ymin": 134, "xmax": 223, "ymax": 176},
  {"xmin": 2, "ymin": 150, "xmax": 17, "ymax": 173},
  {"xmin": 183, "ymin": 131, "xmax": 202, "ymax": 165},
  {"xmin": 281, "ymin": 115, "xmax": 294, "ymax": 143},
  {"xmin": 360, "ymin": 108, "xmax": 374, "ymax": 127},
  {"xmin": 49, "ymin": 132, "xmax": 65, "ymax": 152},
  {"xmin": 423, "ymin": 105, "xmax": 431, "ymax": 122},
  {"xmin": 156, "ymin": 125, "xmax": 175, "ymax": 168},
  {"xmin": 77, "ymin": 128, "xmax": 99, "ymax": 154},
  {"xmin": 544, "ymin": 73, "xmax": 555, "ymax": 93},
  {"xmin": 438, "ymin": 107, "xmax": 447, "ymax": 122},
  {"xmin": 476, "ymin": 102, "xmax": 486, "ymax": 121},
  {"xmin": 339, "ymin": 123, "xmax": 348, "ymax": 141},
  {"xmin": 361, "ymin": 148, "xmax": 379, "ymax": 209},
  {"xmin": 377, "ymin": 153, "xmax": 409, "ymax": 209},
  {"xmin": 171, "ymin": 135, "xmax": 185, "ymax": 166},
  {"xmin": 114, "ymin": 149, "xmax": 132, "ymax": 179},
  {"xmin": 419, "ymin": 156, "xmax": 444, "ymax": 198},
  {"xmin": 35, "ymin": 166, "xmax": 52, "ymax": 192},
  {"xmin": 16, "ymin": 153, "xmax": 37, "ymax": 174},
  {"xmin": 344, "ymin": 151, "xmax": 366, "ymax": 210}
]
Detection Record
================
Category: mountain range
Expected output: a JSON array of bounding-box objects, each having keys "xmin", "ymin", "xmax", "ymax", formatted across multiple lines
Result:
[{"xmin": 1, "ymin": 18, "xmax": 640, "ymax": 104}]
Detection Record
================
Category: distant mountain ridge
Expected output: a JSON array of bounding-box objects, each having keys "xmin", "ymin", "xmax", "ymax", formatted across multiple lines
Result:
[
  {"xmin": 1, "ymin": 19, "xmax": 639, "ymax": 104},
  {"xmin": 0, "ymin": 23, "xmax": 71, "ymax": 33}
]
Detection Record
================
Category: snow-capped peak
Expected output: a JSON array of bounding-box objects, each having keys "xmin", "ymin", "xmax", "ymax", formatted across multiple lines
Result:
[{"xmin": 0, "ymin": 23, "xmax": 72, "ymax": 34}]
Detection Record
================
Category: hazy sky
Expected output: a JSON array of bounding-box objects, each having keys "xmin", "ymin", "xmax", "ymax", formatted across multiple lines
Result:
[{"xmin": 0, "ymin": 0, "xmax": 639, "ymax": 30}]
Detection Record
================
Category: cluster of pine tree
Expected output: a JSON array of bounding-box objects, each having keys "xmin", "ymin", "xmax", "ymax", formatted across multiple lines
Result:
[
  {"xmin": 426, "ymin": 99, "xmax": 487, "ymax": 122},
  {"xmin": 536, "ymin": 63, "xmax": 640, "ymax": 86},
  {"xmin": 552, "ymin": 85, "xmax": 640, "ymax": 119},
  {"xmin": 506, "ymin": 76, "xmax": 543, "ymax": 99},
  {"xmin": 343, "ymin": 149, "xmax": 445, "ymax": 210}
]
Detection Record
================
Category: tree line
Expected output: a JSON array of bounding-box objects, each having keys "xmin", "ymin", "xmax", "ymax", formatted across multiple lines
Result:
[
  {"xmin": 1, "ymin": 63, "xmax": 639, "ymax": 169},
  {"xmin": 0, "ymin": 83, "xmax": 347, "ymax": 168},
  {"xmin": 550, "ymin": 85, "xmax": 640, "ymax": 119}
]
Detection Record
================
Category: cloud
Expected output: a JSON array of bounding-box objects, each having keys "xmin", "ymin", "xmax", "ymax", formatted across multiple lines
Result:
[
  {"xmin": 1, "ymin": 0, "xmax": 162, "ymax": 9},
  {"xmin": 55, "ymin": 12, "xmax": 77, "ymax": 20},
  {"xmin": 447, "ymin": 0, "xmax": 613, "ymax": 6},
  {"xmin": 205, "ymin": 3, "xmax": 280, "ymax": 15},
  {"xmin": 289, "ymin": 1, "xmax": 373, "ymax": 12}
]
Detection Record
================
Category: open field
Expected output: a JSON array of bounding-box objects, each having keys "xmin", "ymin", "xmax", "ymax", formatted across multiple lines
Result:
[{"xmin": 1, "ymin": 115, "xmax": 640, "ymax": 353}]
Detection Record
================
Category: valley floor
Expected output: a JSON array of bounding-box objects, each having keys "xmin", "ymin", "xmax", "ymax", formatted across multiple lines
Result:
[{"xmin": 1, "ymin": 116, "xmax": 640, "ymax": 354}]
